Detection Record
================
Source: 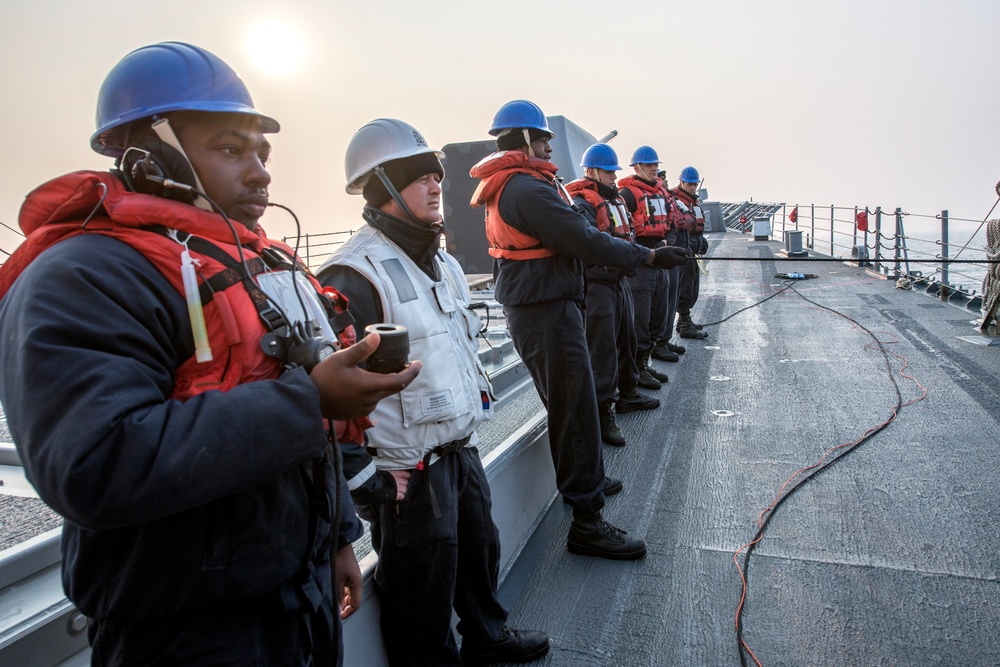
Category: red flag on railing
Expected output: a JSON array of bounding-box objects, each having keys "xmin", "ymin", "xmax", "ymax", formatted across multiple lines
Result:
[
  {"xmin": 856, "ymin": 210, "xmax": 869, "ymax": 232},
  {"xmin": 789, "ymin": 207, "xmax": 798, "ymax": 223}
]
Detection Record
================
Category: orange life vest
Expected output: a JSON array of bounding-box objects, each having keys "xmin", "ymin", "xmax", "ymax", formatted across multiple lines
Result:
[
  {"xmin": 469, "ymin": 150, "xmax": 561, "ymax": 260},
  {"xmin": 617, "ymin": 175, "xmax": 672, "ymax": 238},
  {"xmin": 565, "ymin": 178, "xmax": 633, "ymax": 240},
  {"xmin": 0, "ymin": 171, "xmax": 346, "ymax": 402},
  {"xmin": 670, "ymin": 187, "xmax": 705, "ymax": 234}
]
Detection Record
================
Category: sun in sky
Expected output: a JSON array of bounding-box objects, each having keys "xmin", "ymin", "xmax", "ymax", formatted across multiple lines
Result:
[{"xmin": 243, "ymin": 20, "xmax": 307, "ymax": 78}]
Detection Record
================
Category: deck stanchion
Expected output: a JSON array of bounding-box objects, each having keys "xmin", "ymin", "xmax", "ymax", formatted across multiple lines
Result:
[
  {"xmin": 830, "ymin": 205, "xmax": 835, "ymax": 256},
  {"xmin": 940, "ymin": 210, "xmax": 950, "ymax": 300},
  {"xmin": 892, "ymin": 206, "xmax": 903, "ymax": 279}
]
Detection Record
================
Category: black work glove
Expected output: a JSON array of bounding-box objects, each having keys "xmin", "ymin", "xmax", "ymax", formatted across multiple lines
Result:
[
  {"xmin": 651, "ymin": 246, "xmax": 690, "ymax": 269},
  {"xmin": 350, "ymin": 469, "xmax": 398, "ymax": 506}
]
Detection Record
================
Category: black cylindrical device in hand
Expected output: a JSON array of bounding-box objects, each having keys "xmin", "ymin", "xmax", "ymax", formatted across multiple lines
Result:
[{"xmin": 363, "ymin": 324, "xmax": 409, "ymax": 374}]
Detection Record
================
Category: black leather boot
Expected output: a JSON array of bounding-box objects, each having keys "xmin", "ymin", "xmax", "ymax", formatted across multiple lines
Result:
[{"xmin": 568, "ymin": 512, "xmax": 647, "ymax": 560}]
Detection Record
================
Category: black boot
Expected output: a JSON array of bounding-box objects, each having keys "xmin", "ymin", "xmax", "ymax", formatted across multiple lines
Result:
[
  {"xmin": 568, "ymin": 512, "xmax": 647, "ymax": 560},
  {"xmin": 599, "ymin": 400, "xmax": 626, "ymax": 446},
  {"xmin": 677, "ymin": 314, "xmax": 708, "ymax": 339},
  {"xmin": 636, "ymin": 351, "xmax": 661, "ymax": 389},
  {"xmin": 461, "ymin": 626, "xmax": 551, "ymax": 666},
  {"xmin": 645, "ymin": 360, "xmax": 669, "ymax": 384},
  {"xmin": 666, "ymin": 340, "xmax": 686, "ymax": 354},
  {"xmin": 616, "ymin": 389, "xmax": 659, "ymax": 413},
  {"xmin": 650, "ymin": 343, "xmax": 679, "ymax": 362},
  {"xmin": 604, "ymin": 476, "xmax": 623, "ymax": 496}
]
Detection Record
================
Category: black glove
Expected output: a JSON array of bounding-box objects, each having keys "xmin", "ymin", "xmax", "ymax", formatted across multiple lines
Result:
[
  {"xmin": 651, "ymin": 246, "xmax": 690, "ymax": 269},
  {"xmin": 350, "ymin": 469, "xmax": 398, "ymax": 506}
]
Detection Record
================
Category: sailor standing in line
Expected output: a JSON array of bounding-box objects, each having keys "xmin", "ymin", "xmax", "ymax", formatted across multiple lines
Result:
[
  {"xmin": 652, "ymin": 168, "xmax": 689, "ymax": 356},
  {"xmin": 317, "ymin": 119, "xmax": 548, "ymax": 666},
  {"xmin": 618, "ymin": 147, "xmax": 678, "ymax": 385},
  {"xmin": 469, "ymin": 100, "xmax": 689, "ymax": 560},
  {"xmin": 565, "ymin": 143, "xmax": 660, "ymax": 448}
]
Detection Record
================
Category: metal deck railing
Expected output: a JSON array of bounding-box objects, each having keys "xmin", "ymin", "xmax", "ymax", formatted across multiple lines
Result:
[{"xmin": 720, "ymin": 201, "xmax": 994, "ymax": 313}]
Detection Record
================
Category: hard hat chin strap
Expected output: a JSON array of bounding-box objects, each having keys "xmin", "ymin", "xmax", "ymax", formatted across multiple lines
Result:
[
  {"xmin": 151, "ymin": 118, "xmax": 212, "ymax": 212},
  {"xmin": 523, "ymin": 129, "xmax": 535, "ymax": 158},
  {"xmin": 373, "ymin": 165, "xmax": 421, "ymax": 225}
]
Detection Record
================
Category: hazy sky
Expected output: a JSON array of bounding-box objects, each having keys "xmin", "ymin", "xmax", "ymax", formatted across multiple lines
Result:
[{"xmin": 1, "ymin": 0, "xmax": 998, "ymax": 253}]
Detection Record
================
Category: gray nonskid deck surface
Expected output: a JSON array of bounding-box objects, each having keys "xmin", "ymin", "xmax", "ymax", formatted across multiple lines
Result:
[
  {"xmin": 500, "ymin": 233, "xmax": 1000, "ymax": 666},
  {"xmin": 0, "ymin": 496, "xmax": 61, "ymax": 551}
]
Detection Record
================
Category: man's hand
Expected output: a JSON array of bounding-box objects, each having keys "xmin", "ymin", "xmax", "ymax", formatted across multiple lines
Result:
[
  {"xmin": 309, "ymin": 332, "xmax": 422, "ymax": 420},
  {"xmin": 387, "ymin": 469, "xmax": 411, "ymax": 501},
  {"xmin": 650, "ymin": 246, "xmax": 691, "ymax": 270},
  {"xmin": 334, "ymin": 544, "xmax": 363, "ymax": 620}
]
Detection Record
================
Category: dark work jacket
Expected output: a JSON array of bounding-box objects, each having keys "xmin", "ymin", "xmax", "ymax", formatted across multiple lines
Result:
[
  {"xmin": 0, "ymin": 181, "xmax": 362, "ymax": 621},
  {"xmin": 492, "ymin": 173, "xmax": 648, "ymax": 305}
]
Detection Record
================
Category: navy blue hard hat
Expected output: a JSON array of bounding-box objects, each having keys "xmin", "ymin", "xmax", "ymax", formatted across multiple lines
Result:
[
  {"xmin": 488, "ymin": 99, "xmax": 553, "ymax": 138},
  {"xmin": 629, "ymin": 145, "xmax": 660, "ymax": 166},
  {"xmin": 679, "ymin": 166, "xmax": 701, "ymax": 183},
  {"xmin": 580, "ymin": 143, "xmax": 622, "ymax": 171},
  {"xmin": 92, "ymin": 42, "xmax": 279, "ymax": 157}
]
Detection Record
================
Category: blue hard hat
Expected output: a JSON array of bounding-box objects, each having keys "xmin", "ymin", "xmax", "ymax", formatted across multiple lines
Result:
[
  {"xmin": 580, "ymin": 143, "xmax": 622, "ymax": 171},
  {"xmin": 488, "ymin": 99, "xmax": 553, "ymax": 138},
  {"xmin": 679, "ymin": 166, "xmax": 701, "ymax": 183},
  {"xmin": 91, "ymin": 42, "xmax": 280, "ymax": 157},
  {"xmin": 629, "ymin": 146, "xmax": 660, "ymax": 166}
]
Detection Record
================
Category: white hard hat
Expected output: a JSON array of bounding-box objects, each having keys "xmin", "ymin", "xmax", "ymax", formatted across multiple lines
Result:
[{"xmin": 345, "ymin": 118, "xmax": 445, "ymax": 194}]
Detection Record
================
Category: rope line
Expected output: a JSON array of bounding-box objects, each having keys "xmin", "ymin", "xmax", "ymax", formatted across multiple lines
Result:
[
  {"xmin": 699, "ymin": 256, "xmax": 996, "ymax": 264},
  {"xmin": 714, "ymin": 280, "xmax": 928, "ymax": 667}
]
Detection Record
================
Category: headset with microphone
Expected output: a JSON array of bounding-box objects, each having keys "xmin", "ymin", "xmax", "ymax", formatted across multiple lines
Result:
[
  {"xmin": 119, "ymin": 117, "xmax": 213, "ymax": 210},
  {"xmin": 121, "ymin": 142, "xmax": 199, "ymax": 203}
]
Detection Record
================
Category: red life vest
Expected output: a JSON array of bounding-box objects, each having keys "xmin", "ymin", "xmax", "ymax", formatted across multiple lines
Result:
[
  {"xmin": 565, "ymin": 178, "xmax": 633, "ymax": 240},
  {"xmin": 617, "ymin": 175, "xmax": 672, "ymax": 238},
  {"xmin": 669, "ymin": 187, "xmax": 704, "ymax": 234},
  {"xmin": 469, "ymin": 151, "xmax": 560, "ymax": 260},
  {"xmin": 0, "ymin": 171, "xmax": 342, "ymax": 402}
]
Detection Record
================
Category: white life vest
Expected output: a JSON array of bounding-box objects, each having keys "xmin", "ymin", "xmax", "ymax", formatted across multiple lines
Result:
[{"xmin": 326, "ymin": 225, "xmax": 494, "ymax": 468}]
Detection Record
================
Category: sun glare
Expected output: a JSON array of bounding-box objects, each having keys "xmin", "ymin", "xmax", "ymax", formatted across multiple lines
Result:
[{"xmin": 244, "ymin": 21, "xmax": 307, "ymax": 78}]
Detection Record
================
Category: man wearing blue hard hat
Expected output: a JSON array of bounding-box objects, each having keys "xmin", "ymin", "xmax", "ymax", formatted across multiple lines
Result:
[
  {"xmin": 470, "ymin": 100, "xmax": 690, "ymax": 561},
  {"xmin": 0, "ymin": 42, "xmax": 421, "ymax": 665},
  {"xmin": 617, "ymin": 147, "xmax": 681, "ymax": 391},
  {"xmin": 566, "ymin": 143, "xmax": 660, "ymax": 448}
]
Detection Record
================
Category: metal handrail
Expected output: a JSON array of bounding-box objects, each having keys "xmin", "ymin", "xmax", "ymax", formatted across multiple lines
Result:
[{"xmin": 722, "ymin": 200, "xmax": 992, "ymax": 303}]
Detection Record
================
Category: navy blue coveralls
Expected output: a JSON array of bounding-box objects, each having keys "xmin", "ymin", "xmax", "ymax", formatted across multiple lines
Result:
[
  {"xmin": 489, "ymin": 173, "xmax": 649, "ymax": 520},
  {"xmin": 619, "ymin": 185, "xmax": 671, "ymax": 356},
  {"xmin": 572, "ymin": 188, "xmax": 640, "ymax": 404}
]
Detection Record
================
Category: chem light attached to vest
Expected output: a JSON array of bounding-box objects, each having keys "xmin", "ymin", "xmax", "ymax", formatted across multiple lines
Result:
[{"xmin": 179, "ymin": 247, "xmax": 213, "ymax": 362}]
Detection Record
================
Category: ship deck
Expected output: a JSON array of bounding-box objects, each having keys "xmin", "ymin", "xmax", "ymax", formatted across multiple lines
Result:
[{"xmin": 495, "ymin": 231, "xmax": 1000, "ymax": 666}]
